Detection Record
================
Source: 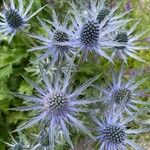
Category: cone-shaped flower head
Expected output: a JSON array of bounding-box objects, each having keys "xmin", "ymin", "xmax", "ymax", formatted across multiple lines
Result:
[
  {"xmin": 5, "ymin": 9, "xmax": 24, "ymax": 29},
  {"xmin": 114, "ymin": 31, "xmax": 129, "ymax": 49},
  {"xmin": 111, "ymin": 88, "xmax": 132, "ymax": 104},
  {"xmin": 53, "ymin": 30, "xmax": 70, "ymax": 52},
  {"xmin": 80, "ymin": 21, "xmax": 100, "ymax": 48},
  {"xmin": 53, "ymin": 30, "xmax": 69, "ymax": 42},
  {"xmin": 101, "ymin": 124, "xmax": 126, "ymax": 144},
  {"xmin": 96, "ymin": 8, "xmax": 110, "ymax": 24}
]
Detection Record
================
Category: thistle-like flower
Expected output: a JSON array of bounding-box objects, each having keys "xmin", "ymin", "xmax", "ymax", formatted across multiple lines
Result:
[
  {"xmin": 91, "ymin": 109, "xmax": 149, "ymax": 150},
  {"xmin": 110, "ymin": 20, "xmax": 149, "ymax": 63},
  {"xmin": 80, "ymin": 0, "xmax": 131, "ymax": 28},
  {"xmin": 0, "ymin": 0, "xmax": 44, "ymax": 42},
  {"xmin": 29, "ymin": 11, "xmax": 76, "ymax": 65},
  {"xmin": 59, "ymin": 1, "xmax": 130, "ymax": 61},
  {"xmin": 101, "ymin": 66, "xmax": 149, "ymax": 114},
  {"xmin": 10, "ymin": 66, "xmax": 99, "ymax": 149}
]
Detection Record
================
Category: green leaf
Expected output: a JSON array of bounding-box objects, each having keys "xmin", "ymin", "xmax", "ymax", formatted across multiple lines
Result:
[
  {"xmin": 18, "ymin": 81, "xmax": 33, "ymax": 95},
  {"xmin": 0, "ymin": 65, "xmax": 13, "ymax": 79}
]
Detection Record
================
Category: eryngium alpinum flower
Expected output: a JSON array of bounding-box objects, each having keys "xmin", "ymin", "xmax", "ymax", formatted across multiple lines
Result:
[
  {"xmin": 10, "ymin": 66, "xmax": 99, "ymax": 149},
  {"xmin": 58, "ymin": 1, "xmax": 129, "ymax": 62},
  {"xmin": 29, "ymin": 11, "xmax": 76, "ymax": 65},
  {"xmin": 110, "ymin": 20, "xmax": 149, "ymax": 63},
  {"xmin": 91, "ymin": 109, "xmax": 150, "ymax": 150},
  {"xmin": 0, "ymin": 0, "xmax": 44, "ymax": 42},
  {"xmin": 101, "ymin": 66, "xmax": 149, "ymax": 114}
]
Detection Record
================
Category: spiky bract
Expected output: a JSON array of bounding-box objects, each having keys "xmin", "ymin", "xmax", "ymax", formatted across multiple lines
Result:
[
  {"xmin": 29, "ymin": 11, "xmax": 76, "ymax": 65},
  {"xmin": 11, "ymin": 66, "xmax": 99, "ymax": 149},
  {"xmin": 0, "ymin": 0, "xmax": 44, "ymax": 42},
  {"xmin": 58, "ymin": 1, "xmax": 131, "ymax": 62},
  {"xmin": 101, "ymin": 65, "xmax": 148, "ymax": 114},
  {"xmin": 91, "ymin": 109, "xmax": 149, "ymax": 150},
  {"xmin": 111, "ymin": 20, "xmax": 149, "ymax": 63}
]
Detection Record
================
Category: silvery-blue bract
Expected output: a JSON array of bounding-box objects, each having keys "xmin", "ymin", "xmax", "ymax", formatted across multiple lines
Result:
[
  {"xmin": 101, "ymin": 65, "xmax": 149, "ymax": 114},
  {"xmin": 0, "ymin": 0, "xmax": 44, "ymax": 43},
  {"xmin": 91, "ymin": 109, "xmax": 149, "ymax": 150},
  {"xmin": 4, "ymin": 0, "xmax": 150, "ymax": 149},
  {"xmin": 11, "ymin": 66, "xmax": 99, "ymax": 149},
  {"xmin": 78, "ymin": 0, "xmax": 131, "ymax": 28},
  {"xmin": 110, "ymin": 20, "xmax": 149, "ymax": 63},
  {"xmin": 57, "ymin": 1, "xmax": 131, "ymax": 62},
  {"xmin": 29, "ymin": 10, "xmax": 76, "ymax": 66}
]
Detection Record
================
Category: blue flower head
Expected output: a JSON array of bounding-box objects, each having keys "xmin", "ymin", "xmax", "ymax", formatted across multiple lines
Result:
[
  {"xmin": 60, "ymin": 1, "xmax": 130, "ymax": 62},
  {"xmin": 0, "ymin": 0, "xmax": 44, "ymax": 43},
  {"xmin": 110, "ymin": 20, "xmax": 149, "ymax": 63},
  {"xmin": 91, "ymin": 109, "xmax": 149, "ymax": 150},
  {"xmin": 101, "ymin": 65, "xmax": 149, "ymax": 114},
  {"xmin": 11, "ymin": 66, "xmax": 99, "ymax": 149},
  {"xmin": 80, "ymin": 0, "xmax": 131, "ymax": 27},
  {"xmin": 29, "ymin": 10, "xmax": 76, "ymax": 66}
]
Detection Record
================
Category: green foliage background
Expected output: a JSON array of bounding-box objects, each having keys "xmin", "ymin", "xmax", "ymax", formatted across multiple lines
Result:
[{"xmin": 0, "ymin": 0, "xmax": 150, "ymax": 149}]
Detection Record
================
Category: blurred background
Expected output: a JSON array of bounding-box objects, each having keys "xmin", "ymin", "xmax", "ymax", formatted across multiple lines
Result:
[{"xmin": 0, "ymin": 0, "xmax": 150, "ymax": 149}]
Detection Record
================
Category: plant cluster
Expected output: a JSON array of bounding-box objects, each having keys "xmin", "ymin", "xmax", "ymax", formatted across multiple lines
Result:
[{"xmin": 0, "ymin": 0, "xmax": 149, "ymax": 150}]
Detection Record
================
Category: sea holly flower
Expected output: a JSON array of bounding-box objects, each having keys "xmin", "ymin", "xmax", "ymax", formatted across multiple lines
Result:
[
  {"xmin": 110, "ymin": 20, "xmax": 149, "ymax": 63},
  {"xmin": 10, "ymin": 66, "xmax": 99, "ymax": 149},
  {"xmin": 0, "ymin": 0, "xmax": 45, "ymax": 43},
  {"xmin": 101, "ymin": 65, "xmax": 149, "ymax": 114},
  {"xmin": 29, "ymin": 11, "xmax": 76, "ymax": 65},
  {"xmin": 91, "ymin": 109, "xmax": 150, "ymax": 150},
  {"xmin": 79, "ymin": 0, "xmax": 131, "ymax": 28},
  {"xmin": 59, "ymin": 1, "xmax": 130, "ymax": 62}
]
